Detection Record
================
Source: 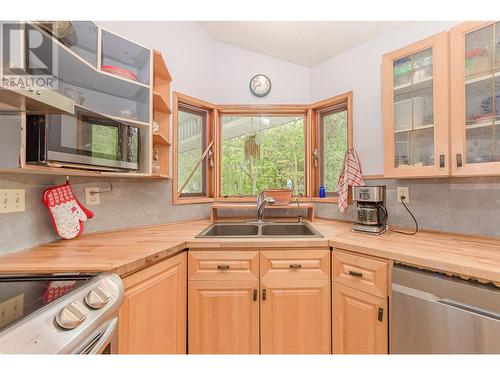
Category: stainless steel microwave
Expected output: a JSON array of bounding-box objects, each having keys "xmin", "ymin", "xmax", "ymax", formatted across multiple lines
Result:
[{"xmin": 26, "ymin": 109, "xmax": 139, "ymax": 171}]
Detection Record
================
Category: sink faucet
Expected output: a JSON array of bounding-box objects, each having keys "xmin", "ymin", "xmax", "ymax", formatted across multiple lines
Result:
[{"xmin": 256, "ymin": 191, "xmax": 275, "ymax": 223}]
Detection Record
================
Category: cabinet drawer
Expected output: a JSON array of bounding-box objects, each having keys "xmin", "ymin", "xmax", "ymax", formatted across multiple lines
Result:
[
  {"xmin": 332, "ymin": 250, "xmax": 388, "ymax": 298},
  {"xmin": 188, "ymin": 250, "xmax": 259, "ymax": 281},
  {"xmin": 260, "ymin": 250, "xmax": 330, "ymax": 280}
]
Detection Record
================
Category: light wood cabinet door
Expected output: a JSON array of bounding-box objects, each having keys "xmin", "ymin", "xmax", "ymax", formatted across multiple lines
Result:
[
  {"xmin": 118, "ymin": 253, "xmax": 187, "ymax": 354},
  {"xmin": 188, "ymin": 280, "xmax": 259, "ymax": 354},
  {"xmin": 260, "ymin": 279, "xmax": 331, "ymax": 354},
  {"xmin": 332, "ymin": 282, "xmax": 388, "ymax": 354},
  {"xmin": 382, "ymin": 31, "xmax": 450, "ymax": 178},
  {"xmin": 450, "ymin": 21, "xmax": 500, "ymax": 176}
]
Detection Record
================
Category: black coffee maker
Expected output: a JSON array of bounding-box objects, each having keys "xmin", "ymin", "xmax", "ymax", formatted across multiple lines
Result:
[{"xmin": 352, "ymin": 186, "xmax": 388, "ymax": 234}]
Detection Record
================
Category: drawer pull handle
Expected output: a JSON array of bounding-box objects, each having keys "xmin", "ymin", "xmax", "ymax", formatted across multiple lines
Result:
[
  {"xmin": 262, "ymin": 288, "xmax": 267, "ymax": 301},
  {"xmin": 349, "ymin": 270, "xmax": 363, "ymax": 278},
  {"xmin": 289, "ymin": 264, "xmax": 302, "ymax": 269},
  {"xmin": 217, "ymin": 265, "xmax": 230, "ymax": 271}
]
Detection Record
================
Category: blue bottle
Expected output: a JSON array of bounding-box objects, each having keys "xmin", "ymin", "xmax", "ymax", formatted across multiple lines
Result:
[{"xmin": 319, "ymin": 186, "xmax": 326, "ymax": 198}]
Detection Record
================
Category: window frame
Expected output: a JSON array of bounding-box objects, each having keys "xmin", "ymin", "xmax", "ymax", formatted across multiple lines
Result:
[
  {"xmin": 310, "ymin": 92, "xmax": 353, "ymax": 203},
  {"xmin": 172, "ymin": 92, "xmax": 216, "ymax": 205},
  {"xmin": 215, "ymin": 105, "xmax": 311, "ymax": 201},
  {"xmin": 172, "ymin": 94, "xmax": 353, "ymax": 205}
]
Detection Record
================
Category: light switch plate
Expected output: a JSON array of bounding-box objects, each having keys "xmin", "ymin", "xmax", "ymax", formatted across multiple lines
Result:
[
  {"xmin": 85, "ymin": 188, "xmax": 100, "ymax": 206},
  {"xmin": 397, "ymin": 187, "xmax": 409, "ymax": 203},
  {"xmin": 0, "ymin": 189, "xmax": 25, "ymax": 213}
]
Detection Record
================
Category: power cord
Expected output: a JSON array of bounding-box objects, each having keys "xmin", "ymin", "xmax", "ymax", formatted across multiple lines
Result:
[{"xmin": 389, "ymin": 195, "xmax": 419, "ymax": 235}]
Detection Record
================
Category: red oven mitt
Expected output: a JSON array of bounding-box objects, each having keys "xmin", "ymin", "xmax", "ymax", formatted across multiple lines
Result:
[{"xmin": 42, "ymin": 183, "xmax": 93, "ymax": 239}]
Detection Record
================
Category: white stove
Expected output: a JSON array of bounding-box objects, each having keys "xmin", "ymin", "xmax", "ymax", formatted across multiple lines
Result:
[{"xmin": 0, "ymin": 273, "xmax": 123, "ymax": 354}]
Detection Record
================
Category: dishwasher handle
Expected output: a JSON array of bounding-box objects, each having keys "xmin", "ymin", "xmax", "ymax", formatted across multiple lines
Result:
[
  {"xmin": 393, "ymin": 282, "xmax": 500, "ymax": 322},
  {"xmin": 436, "ymin": 299, "xmax": 500, "ymax": 322}
]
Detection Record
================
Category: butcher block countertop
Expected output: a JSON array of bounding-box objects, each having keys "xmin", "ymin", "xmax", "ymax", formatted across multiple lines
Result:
[{"xmin": 1, "ymin": 218, "xmax": 500, "ymax": 283}]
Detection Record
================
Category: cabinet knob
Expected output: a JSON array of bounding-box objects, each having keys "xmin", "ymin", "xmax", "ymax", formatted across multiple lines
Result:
[
  {"xmin": 55, "ymin": 300, "xmax": 88, "ymax": 330},
  {"xmin": 378, "ymin": 307, "xmax": 384, "ymax": 322},
  {"xmin": 262, "ymin": 288, "xmax": 267, "ymax": 301},
  {"xmin": 217, "ymin": 264, "xmax": 230, "ymax": 271},
  {"xmin": 289, "ymin": 264, "xmax": 302, "ymax": 269},
  {"xmin": 456, "ymin": 153, "xmax": 463, "ymax": 168},
  {"xmin": 253, "ymin": 289, "xmax": 257, "ymax": 301},
  {"xmin": 85, "ymin": 285, "xmax": 110, "ymax": 309}
]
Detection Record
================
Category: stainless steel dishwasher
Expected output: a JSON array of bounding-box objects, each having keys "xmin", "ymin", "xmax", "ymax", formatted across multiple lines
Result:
[{"xmin": 391, "ymin": 264, "xmax": 500, "ymax": 353}]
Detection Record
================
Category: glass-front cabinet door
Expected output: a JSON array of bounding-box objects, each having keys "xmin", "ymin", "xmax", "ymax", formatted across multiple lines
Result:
[
  {"xmin": 451, "ymin": 21, "xmax": 500, "ymax": 176},
  {"xmin": 382, "ymin": 32, "xmax": 449, "ymax": 177}
]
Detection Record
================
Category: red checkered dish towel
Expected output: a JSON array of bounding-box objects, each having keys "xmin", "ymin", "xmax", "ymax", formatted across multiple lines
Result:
[{"xmin": 335, "ymin": 149, "xmax": 366, "ymax": 213}]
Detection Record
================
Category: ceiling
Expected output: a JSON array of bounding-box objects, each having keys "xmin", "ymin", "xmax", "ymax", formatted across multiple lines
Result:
[{"xmin": 200, "ymin": 21, "xmax": 408, "ymax": 67}]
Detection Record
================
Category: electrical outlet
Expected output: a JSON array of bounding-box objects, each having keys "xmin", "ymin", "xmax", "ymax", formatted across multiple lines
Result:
[
  {"xmin": 397, "ymin": 187, "xmax": 409, "ymax": 203},
  {"xmin": 0, "ymin": 294, "xmax": 24, "ymax": 328},
  {"xmin": 0, "ymin": 189, "xmax": 25, "ymax": 214},
  {"xmin": 85, "ymin": 187, "xmax": 100, "ymax": 206}
]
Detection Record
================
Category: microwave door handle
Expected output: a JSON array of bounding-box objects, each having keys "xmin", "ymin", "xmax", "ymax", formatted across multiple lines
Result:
[{"xmin": 77, "ymin": 317, "xmax": 118, "ymax": 354}]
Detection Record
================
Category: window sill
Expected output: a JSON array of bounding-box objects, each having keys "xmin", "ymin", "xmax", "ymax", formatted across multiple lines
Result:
[
  {"xmin": 310, "ymin": 197, "xmax": 339, "ymax": 204},
  {"xmin": 173, "ymin": 197, "xmax": 215, "ymax": 205},
  {"xmin": 216, "ymin": 197, "xmax": 312, "ymax": 203}
]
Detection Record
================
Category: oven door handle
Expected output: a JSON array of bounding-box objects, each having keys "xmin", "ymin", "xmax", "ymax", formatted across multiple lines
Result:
[{"xmin": 77, "ymin": 317, "xmax": 118, "ymax": 354}]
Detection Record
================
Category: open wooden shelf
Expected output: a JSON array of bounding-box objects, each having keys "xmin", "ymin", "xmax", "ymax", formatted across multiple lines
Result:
[
  {"xmin": 153, "ymin": 132, "xmax": 171, "ymax": 145},
  {"xmin": 153, "ymin": 50, "xmax": 172, "ymax": 81},
  {"xmin": 153, "ymin": 91, "xmax": 171, "ymax": 114},
  {"xmin": 151, "ymin": 50, "xmax": 172, "ymax": 179}
]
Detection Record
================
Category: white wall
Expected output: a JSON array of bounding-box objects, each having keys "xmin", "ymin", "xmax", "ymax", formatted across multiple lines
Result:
[
  {"xmin": 97, "ymin": 21, "xmax": 216, "ymax": 101},
  {"xmin": 311, "ymin": 21, "xmax": 461, "ymax": 175},
  {"xmin": 97, "ymin": 22, "xmax": 311, "ymax": 105},
  {"xmin": 212, "ymin": 41, "xmax": 311, "ymax": 104},
  {"xmin": 98, "ymin": 21, "xmax": 465, "ymax": 175}
]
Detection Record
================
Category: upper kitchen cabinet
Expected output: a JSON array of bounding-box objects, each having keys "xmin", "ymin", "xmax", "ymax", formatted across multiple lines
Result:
[
  {"xmin": 1, "ymin": 22, "xmax": 152, "ymax": 124},
  {"xmin": 382, "ymin": 32, "xmax": 450, "ymax": 178},
  {"xmin": 101, "ymin": 29, "xmax": 151, "ymax": 86},
  {"xmin": 36, "ymin": 21, "xmax": 99, "ymax": 67},
  {"xmin": 450, "ymin": 22, "xmax": 500, "ymax": 176}
]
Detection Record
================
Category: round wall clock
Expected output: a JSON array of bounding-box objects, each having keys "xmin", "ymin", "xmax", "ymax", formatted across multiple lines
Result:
[{"xmin": 249, "ymin": 74, "xmax": 271, "ymax": 97}]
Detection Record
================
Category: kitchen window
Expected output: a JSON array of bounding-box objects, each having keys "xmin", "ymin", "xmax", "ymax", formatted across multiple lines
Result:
[
  {"xmin": 172, "ymin": 93, "xmax": 352, "ymax": 204},
  {"xmin": 219, "ymin": 111, "xmax": 307, "ymax": 198},
  {"xmin": 311, "ymin": 92, "xmax": 353, "ymax": 200},
  {"xmin": 173, "ymin": 93, "xmax": 215, "ymax": 204}
]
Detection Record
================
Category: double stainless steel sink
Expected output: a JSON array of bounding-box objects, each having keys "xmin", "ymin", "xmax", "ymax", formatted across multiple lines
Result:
[{"xmin": 196, "ymin": 222, "xmax": 323, "ymax": 238}]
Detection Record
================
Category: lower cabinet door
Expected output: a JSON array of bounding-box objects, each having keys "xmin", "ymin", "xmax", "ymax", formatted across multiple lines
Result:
[
  {"xmin": 188, "ymin": 280, "xmax": 259, "ymax": 354},
  {"xmin": 260, "ymin": 279, "xmax": 331, "ymax": 354},
  {"xmin": 332, "ymin": 282, "xmax": 388, "ymax": 354},
  {"xmin": 118, "ymin": 253, "xmax": 187, "ymax": 354}
]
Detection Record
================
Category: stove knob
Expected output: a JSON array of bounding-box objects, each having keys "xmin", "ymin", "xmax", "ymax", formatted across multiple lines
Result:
[
  {"xmin": 85, "ymin": 286, "xmax": 111, "ymax": 309},
  {"xmin": 55, "ymin": 300, "xmax": 88, "ymax": 330}
]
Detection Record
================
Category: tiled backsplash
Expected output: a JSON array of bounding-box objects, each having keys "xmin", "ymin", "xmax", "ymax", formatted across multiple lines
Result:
[
  {"xmin": 0, "ymin": 173, "xmax": 210, "ymax": 254},
  {"xmin": 1, "ymin": 174, "xmax": 499, "ymax": 255},
  {"xmin": 315, "ymin": 177, "xmax": 500, "ymax": 238}
]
